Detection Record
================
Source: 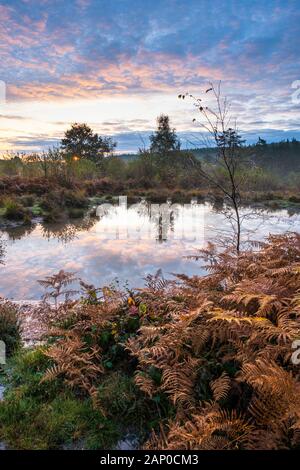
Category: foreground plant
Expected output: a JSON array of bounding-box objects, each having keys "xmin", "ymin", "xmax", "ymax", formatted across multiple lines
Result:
[
  {"xmin": 127, "ymin": 232, "xmax": 300, "ymax": 449},
  {"xmin": 1, "ymin": 233, "xmax": 300, "ymax": 450}
]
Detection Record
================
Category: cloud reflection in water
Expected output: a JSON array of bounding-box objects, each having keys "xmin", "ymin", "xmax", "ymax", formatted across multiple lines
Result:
[{"xmin": 0, "ymin": 202, "xmax": 299, "ymax": 300}]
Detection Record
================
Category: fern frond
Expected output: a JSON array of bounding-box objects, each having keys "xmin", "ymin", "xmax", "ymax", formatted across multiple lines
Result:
[{"xmin": 210, "ymin": 372, "xmax": 231, "ymax": 402}]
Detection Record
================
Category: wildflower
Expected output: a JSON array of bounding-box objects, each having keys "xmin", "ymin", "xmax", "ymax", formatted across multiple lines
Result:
[
  {"xmin": 129, "ymin": 305, "xmax": 138, "ymax": 316},
  {"xmin": 127, "ymin": 296, "xmax": 135, "ymax": 306}
]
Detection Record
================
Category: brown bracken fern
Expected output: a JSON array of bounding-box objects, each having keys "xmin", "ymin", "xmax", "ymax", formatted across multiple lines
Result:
[
  {"xmin": 39, "ymin": 232, "xmax": 300, "ymax": 448},
  {"xmin": 126, "ymin": 232, "xmax": 300, "ymax": 449}
]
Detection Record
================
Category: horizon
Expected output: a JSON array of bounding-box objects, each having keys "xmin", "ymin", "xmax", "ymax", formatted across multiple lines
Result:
[
  {"xmin": 0, "ymin": 0, "xmax": 300, "ymax": 153},
  {"xmin": 1, "ymin": 131, "xmax": 300, "ymax": 158}
]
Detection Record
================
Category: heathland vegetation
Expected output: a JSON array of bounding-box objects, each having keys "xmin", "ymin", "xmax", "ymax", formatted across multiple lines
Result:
[
  {"xmin": 0, "ymin": 114, "xmax": 300, "ymax": 229},
  {"xmin": 0, "ymin": 85, "xmax": 300, "ymax": 450}
]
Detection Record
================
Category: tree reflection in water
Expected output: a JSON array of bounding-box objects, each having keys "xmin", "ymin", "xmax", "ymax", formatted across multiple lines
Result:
[
  {"xmin": 41, "ymin": 216, "xmax": 97, "ymax": 243},
  {"xmin": 0, "ymin": 214, "xmax": 98, "ymax": 246},
  {"xmin": 3, "ymin": 223, "xmax": 35, "ymax": 242}
]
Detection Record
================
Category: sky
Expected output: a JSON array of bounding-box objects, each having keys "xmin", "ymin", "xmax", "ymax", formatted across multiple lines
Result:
[{"xmin": 0, "ymin": 0, "xmax": 300, "ymax": 153}]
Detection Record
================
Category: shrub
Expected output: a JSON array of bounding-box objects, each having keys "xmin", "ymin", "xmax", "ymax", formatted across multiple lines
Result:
[
  {"xmin": 98, "ymin": 372, "xmax": 142, "ymax": 417},
  {"xmin": 40, "ymin": 189, "xmax": 88, "ymax": 212},
  {"xmin": 40, "ymin": 190, "xmax": 64, "ymax": 211},
  {"xmin": 19, "ymin": 194, "xmax": 35, "ymax": 207},
  {"xmin": 289, "ymin": 195, "xmax": 300, "ymax": 203},
  {"xmin": 63, "ymin": 189, "xmax": 87, "ymax": 208},
  {"xmin": 2, "ymin": 198, "xmax": 29, "ymax": 221},
  {"xmin": 0, "ymin": 301, "xmax": 21, "ymax": 357},
  {"xmin": 67, "ymin": 208, "xmax": 85, "ymax": 219},
  {"xmin": 126, "ymin": 232, "xmax": 300, "ymax": 450}
]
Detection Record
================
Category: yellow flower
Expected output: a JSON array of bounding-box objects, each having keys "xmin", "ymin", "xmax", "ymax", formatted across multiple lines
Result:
[{"xmin": 127, "ymin": 296, "xmax": 135, "ymax": 306}]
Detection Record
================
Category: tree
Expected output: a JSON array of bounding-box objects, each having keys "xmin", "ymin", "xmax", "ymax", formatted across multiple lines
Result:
[
  {"xmin": 179, "ymin": 82, "xmax": 249, "ymax": 253},
  {"xmin": 256, "ymin": 137, "xmax": 267, "ymax": 147},
  {"xmin": 25, "ymin": 148, "xmax": 64, "ymax": 179},
  {"xmin": 150, "ymin": 115, "xmax": 181, "ymax": 155},
  {"xmin": 61, "ymin": 123, "xmax": 116, "ymax": 163}
]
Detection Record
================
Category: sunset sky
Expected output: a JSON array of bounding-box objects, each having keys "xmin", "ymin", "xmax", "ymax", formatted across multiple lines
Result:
[{"xmin": 0, "ymin": 0, "xmax": 300, "ymax": 153}]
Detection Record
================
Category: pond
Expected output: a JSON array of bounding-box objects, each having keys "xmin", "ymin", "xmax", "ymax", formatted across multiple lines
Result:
[{"xmin": 0, "ymin": 198, "xmax": 299, "ymax": 300}]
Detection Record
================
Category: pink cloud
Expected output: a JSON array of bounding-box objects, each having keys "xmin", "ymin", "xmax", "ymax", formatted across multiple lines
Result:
[{"xmin": 7, "ymin": 51, "xmax": 226, "ymax": 102}]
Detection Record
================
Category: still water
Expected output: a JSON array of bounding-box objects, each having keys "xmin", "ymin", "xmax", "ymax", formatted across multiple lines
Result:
[{"xmin": 0, "ymin": 199, "xmax": 299, "ymax": 300}]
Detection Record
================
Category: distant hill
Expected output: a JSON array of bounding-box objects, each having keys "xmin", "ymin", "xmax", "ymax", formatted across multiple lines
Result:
[
  {"xmin": 117, "ymin": 148, "xmax": 217, "ymax": 161},
  {"xmin": 118, "ymin": 139, "xmax": 300, "ymax": 175},
  {"xmin": 248, "ymin": 139, "xmax": 300, "ymax": 173}
]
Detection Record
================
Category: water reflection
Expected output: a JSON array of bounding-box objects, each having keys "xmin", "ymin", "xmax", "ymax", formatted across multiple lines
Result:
[
  {"xmin": 41, "ymin": 216, "xmax": 97, "ymax": 243},
  {"xmin": 0, "ymin": 201, "xmax": 299, "ymax": 300},
  {"xmin": 95, "ymin": 197, "xmax": 204, "ymax": 242},
  {"xmin": 3, "ymin": 223, "xmax": 36, "ymax": 241}
]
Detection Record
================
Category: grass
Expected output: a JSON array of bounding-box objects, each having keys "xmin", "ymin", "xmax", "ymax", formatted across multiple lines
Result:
[
  {"xmin": 0, "ymin": 347, "xmax": 166, "ymax": 450},
  {"xmin": 0, "ymin": 390, "xmax": 120, "ymax": 450},
  {"xmin": 0, "ymin": 348, "xmax": 120, "ymax": 449},
  {"xmin": 2, "ymin": 198, "xmax": 30, "ymax": 222}
]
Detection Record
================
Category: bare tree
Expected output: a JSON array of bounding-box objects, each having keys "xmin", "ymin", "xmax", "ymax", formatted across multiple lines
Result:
[{"xmin": 179, "ymin": 82, "xmax": 250, "ymax": 253}]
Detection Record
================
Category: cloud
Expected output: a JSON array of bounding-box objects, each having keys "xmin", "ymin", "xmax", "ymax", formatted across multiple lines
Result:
[
  {"xmin": 5, "ymin": 51, "xmax": 224, "ymax": 102},
  {"xmin": 1, "ymin": 0, "xmax": 299, "ymax": 99},
  {"xmin": 0, "ymin": 114, "xmax": 27, "ymax": 120},
  {"xmin": 0, "ymin": 0, "xmax": 299, "ymax": 151}
]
